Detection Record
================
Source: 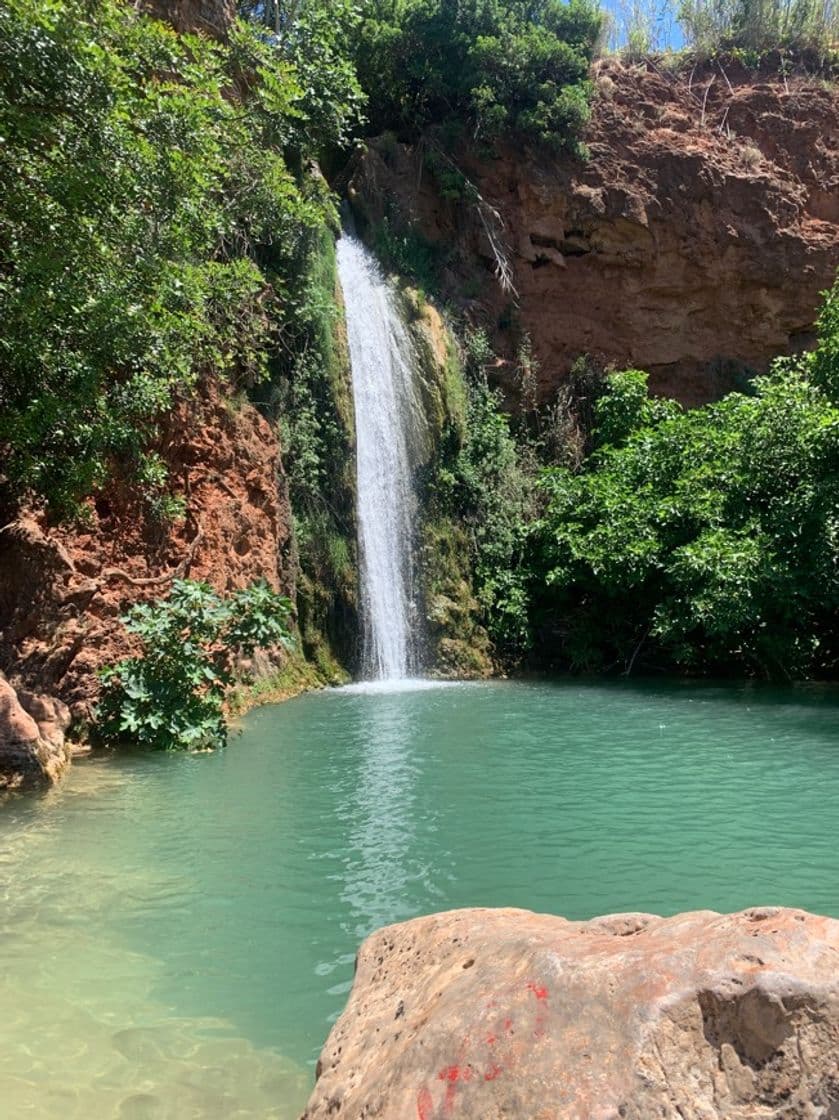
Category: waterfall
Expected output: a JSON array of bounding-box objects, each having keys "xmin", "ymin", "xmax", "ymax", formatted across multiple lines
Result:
[{"xmin": 336, "ymin": 234, "xmax": 425, "ymax": 681}]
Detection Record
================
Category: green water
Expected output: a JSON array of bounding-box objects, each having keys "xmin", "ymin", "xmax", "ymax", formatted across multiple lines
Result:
[{"xmin": 1, "ymin": 678, "xmax": 838, "ymax": 1118}]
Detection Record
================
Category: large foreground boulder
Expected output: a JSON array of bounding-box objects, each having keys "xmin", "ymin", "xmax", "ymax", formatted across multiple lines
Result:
[
  {"xmin": 302, "ymin": 907, "xmax": 839, "ymax": 1119},
  {"xmin": 0, "ymin": 674, "xmax": 71, "ymax": 789}
]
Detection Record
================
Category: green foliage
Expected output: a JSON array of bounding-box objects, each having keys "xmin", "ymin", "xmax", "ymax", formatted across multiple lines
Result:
[
  {"xmin": 593, "ymin": 368, "xmax": 681, "ymax": 447},
  {"xmin": 270, "ymin": 226, "xmax": 359, "ymax": 673},
  {"xmin": 372, "ymin": 217, "xmax": 442, "ymax": 294},
  {"xmin": 98, "ymin": 580, "xmax": 292, "ymax": 750},
  {"xmin": 236, "ymin": 0, "xmax": 365, "ymax": 146},
  {"xmin": 535, "ymin": 300, "xmax": 839, "ymax": 677},
  {"xmin": 275, "ymin": 230, "xmax": 346, "ymax": 502},
  {"xmin": 430, "ymin": 330, "xmax": 537, "ymax": 654},
  {"xmin": 810, "ymin": 278, "xmax": 839, "ymax": 402},
  {"xmin": 354, "ymin": 0, "xmax": 605, "ymax": 153},
  {"xmin": 0, "ymin": 0, "xmax": 336, "ymax": 518}
]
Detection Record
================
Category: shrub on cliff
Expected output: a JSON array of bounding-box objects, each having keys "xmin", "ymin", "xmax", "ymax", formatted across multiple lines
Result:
[
  {"xmin": 236, "ymin": 0, "xmax": 364, "ymax": 146},
  {"xmin": 353, "ymin": 0, "xmax": 605, "ymax": 153},
  {"xmin": 534, "ymin": 281, "xmax": 839, "ymax": 678},
  {"xmin": 97, "ymin": 580, "xmax": 292, "ymax": 750}
]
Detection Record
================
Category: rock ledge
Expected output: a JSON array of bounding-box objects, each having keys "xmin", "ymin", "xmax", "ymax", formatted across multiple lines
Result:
[{"xmin": 303, "ymin": 906, "xmax": 839, "ymax": 1119}]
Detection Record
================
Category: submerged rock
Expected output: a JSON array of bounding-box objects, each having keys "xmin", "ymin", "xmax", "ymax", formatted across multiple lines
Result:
[
  {"xmin": 302, "ymin": 906, "xmax": 839, "ymax": 1119},
  {"xmin": 0, "ymin": 674, "xmax": 71, "ymax": 788}
]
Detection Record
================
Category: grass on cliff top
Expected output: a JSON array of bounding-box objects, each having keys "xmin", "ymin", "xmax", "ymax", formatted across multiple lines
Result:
[{"xmin": 610, "ymin": 0, "xmax": 839, "ymax": 73}]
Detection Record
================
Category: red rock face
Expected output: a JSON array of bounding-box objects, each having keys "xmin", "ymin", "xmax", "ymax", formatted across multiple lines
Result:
[
  {"xmin": 0, "ymin": 380, "xmax": 294, "ymax": 721},
  {"xmin": 303, "ymin": 906, "xmax": 839, "ymax": 1119},
  {"xmin": 0, "ymin": 674, "xmax": 71, "ymax": 788},
  {"xmin": 350, "ymin": 60, "xmax": 839, "ymax": 405}
]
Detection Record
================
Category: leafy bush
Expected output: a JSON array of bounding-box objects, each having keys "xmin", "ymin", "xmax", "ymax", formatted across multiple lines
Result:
[
  {"xmin": 0, "ymin": 0, "xmax": 339, "ymax": 518},
  {"xmin": 97, "ymin": 580, "xmax": 292, "ymax": 750},
  {"xmin": 354, "ymin": 0, "xmax": 605, "ymax": 153},
  {"xmin": 534, "ymin": 286, "xmax": 839, "ymax": 678}
]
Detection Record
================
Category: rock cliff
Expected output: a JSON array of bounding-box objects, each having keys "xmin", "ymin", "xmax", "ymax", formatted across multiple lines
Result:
[
  {"xmin": 349, "ymin": 58, "xmax": 839, "ymax": 405},
  {"xmin": 0, "ymin": 382, "xmax": 294, "ymax": 747},
  {"xmin": 303, "ymin": 905, "xmax": 839, "ymax": 1119}
]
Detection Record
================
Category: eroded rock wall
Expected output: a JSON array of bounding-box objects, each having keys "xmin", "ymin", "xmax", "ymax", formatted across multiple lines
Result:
[
  {"xmin": 349, "ymin": 60, "xmax": 839, "ymax": 404},
  {"xmin": 0, "ymin": 381, "xmax": 294, "ymax": 730},
  {"xmin": 0, "ymin": 675, "xmax": 71, "ymax": 789},
  {"xmin": 303, "ymin": 906, "xmax": 839, "ymax": 1119}
]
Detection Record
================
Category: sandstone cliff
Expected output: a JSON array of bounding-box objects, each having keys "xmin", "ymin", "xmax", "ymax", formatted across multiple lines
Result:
[
  {"xmin": 0, "ymin": 382, "xmax": 295, "ymax": 727},
  {"xmin": 349, "ymin": 58, "xmax": 839, "ymax": 405}
]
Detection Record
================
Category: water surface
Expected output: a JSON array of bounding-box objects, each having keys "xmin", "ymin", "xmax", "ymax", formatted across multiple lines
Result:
[{"xmin": 1, "ymin": 679, "xmax": 838, "ymax": 1117}]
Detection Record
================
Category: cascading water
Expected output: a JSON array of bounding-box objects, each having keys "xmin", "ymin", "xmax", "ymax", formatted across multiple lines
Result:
[{"xmin": 336, "ymin": 234, "xmax": 425, "ymax": 681}]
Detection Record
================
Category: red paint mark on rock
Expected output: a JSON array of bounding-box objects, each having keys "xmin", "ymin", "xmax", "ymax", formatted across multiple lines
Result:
[
  {"xmin": 444, "ymin": 1083, "xmax": 457, "ymax": 1115},
  {"xmin": 484, "ymin": 1063, "xmax": 503, "ymax": 1081},
  {"xmin": 503, "ymin": 1017, "xmax": 514, "ymax": 1033},
  {"xmin": 438, "ymin": 1065, "xmax": 472, "ymax": 1084},
  {"xmin": 417, "ymin": 1086, "xmax": 434, "ymax": 1120},
  {"xmin": 527, "ymin": 982, "xmax": 549, "ymax": 1001},
  {"xmin": 438, "ymin": 1064, "xmax": 473, "ymax": 1113},
  {"xmin": 485, "ymin": 1033, "xmax": 497, "ymax": 1046}
]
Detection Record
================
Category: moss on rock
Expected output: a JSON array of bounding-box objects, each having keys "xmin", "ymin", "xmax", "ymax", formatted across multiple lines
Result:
[
  {"xmin": 400, "ymin": 291, "xmax": 495, "ymax": 678},
  {"xmin": 275, "ymin": 226, "xmax": 360, "ymax": 680}
]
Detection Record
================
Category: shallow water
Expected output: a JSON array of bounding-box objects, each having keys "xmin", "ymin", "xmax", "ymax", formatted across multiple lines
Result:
[{"xmin": 1, "ymin": 678, "xmax": 838, "ymax": 1117}]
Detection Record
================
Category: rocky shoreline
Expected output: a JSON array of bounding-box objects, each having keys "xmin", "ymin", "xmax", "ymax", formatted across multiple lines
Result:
[{"xmin": 0, "ymin": 657, "xmax": 322, "ymax": 790}]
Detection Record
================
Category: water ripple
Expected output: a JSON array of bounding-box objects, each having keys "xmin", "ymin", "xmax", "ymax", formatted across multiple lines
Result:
[{"xmin": 0, "ymin": 678, "xmax": 837, "ymax": 1116}]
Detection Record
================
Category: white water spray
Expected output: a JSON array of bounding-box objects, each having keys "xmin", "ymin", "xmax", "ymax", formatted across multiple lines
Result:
[{"xmin": 336, "ymin": 234, "xmax": 425, "ymax": 681}]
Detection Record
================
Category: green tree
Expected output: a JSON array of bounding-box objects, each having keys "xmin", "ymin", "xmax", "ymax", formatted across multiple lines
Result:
[
  {"xmin": 0, "ymin": 0, "xmax": 338, "ymax": 518},
  {"xmin": 353, "ymin": 0, "xmax": 604, "ymax": 153},
  {"xmin": 97, "ymin": 580, "xmax": 293, "ymax": 750},
  {"xmin": 236, "ymin": 0, "xmax": 364, "ymax": 146},
  {"xmin": 534, "ymin": 282, "xmax": 839, "ymax": 678}
]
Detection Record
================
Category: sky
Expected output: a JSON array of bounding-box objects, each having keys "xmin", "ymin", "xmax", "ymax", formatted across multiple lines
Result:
[{"xmin": 603, "ymin": 0, "xmax": 688, "ymax": 51}]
